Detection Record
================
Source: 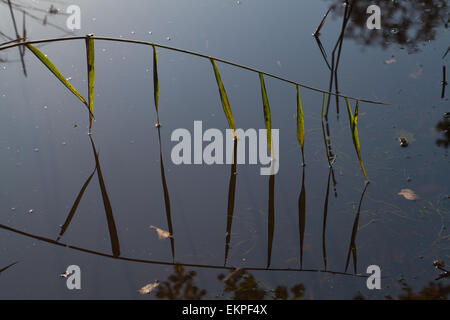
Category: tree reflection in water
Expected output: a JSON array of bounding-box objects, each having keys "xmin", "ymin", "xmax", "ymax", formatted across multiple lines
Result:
[
  {"xmin": 354, "ymin": 280, "xmax": 450, "ymax": 300},
  {"xmin": 435, "ymin": 117, "xmax": 450, "ymax": 149},
  {"xmin": 155, "ymin": 265, "xmax": 207, "ymax": 300},
  {"xmin": 155, "ymin": 265, "xmax": 306, "ymax": 300},
  {"xmin": 327, "ymin": 0, "xmax": 449, "ymax": 52}
]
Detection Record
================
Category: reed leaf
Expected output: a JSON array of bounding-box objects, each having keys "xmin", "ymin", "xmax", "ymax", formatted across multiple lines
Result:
[
  {"xmin": 25, "ymin": 43, "xmax": 91, "ymax": 115},
  {"xmin": 210, "ymin": 59, "xmax": 235, "ymax": 137},
  {"xmin": 152, "ymin": 45, "xmax": 160, "ymax": 126},
  {"xmin": 345, "ymin": 98, "xmax": 367, "ymax": 180},
  {"xmin": 296, "ymin": 85, "xmax": 305, "ymax": 164},
  {"xmin": 85, "ymin": 35, "xmax": 95, "ymax": 133},
  {"xmin": 259, "ymin": 73, "xmax": 272, "ymax": 157}
]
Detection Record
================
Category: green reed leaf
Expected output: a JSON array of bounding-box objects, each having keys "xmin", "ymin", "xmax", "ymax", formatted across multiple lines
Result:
[
  {"xmin": 296, "ymin": 85, "xmax": 305, "ymax": 164},
  {"xmin": 210, "ymin": 59, "xmax": 235, "ymax": 137},
  {"xmin": 26, "ymin": 43, "xmax": 91, "ymax": 114},
  {"xmin": 259, "ymin": 73, "xmax": 272, "ymax": 157},
  {"xmin": 86, "ymin": 35, "xmax": 95, "ymax": 132},
  {"xmin": 345, "ymin": 98, "xmax": 367, "ymax": 180}
]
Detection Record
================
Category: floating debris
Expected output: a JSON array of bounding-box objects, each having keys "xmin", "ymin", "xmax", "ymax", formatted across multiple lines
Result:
[
  {"xmin": 409, "ymin": 65, "xmax": 423, "ymax": 79},
  {"xmin": 399, "ymin": 137, "xmax": 409, "ymax": 147},
  {"xmin": 434, "ymin": 260, "xmax": 445, "ymax": 269},
  {"xmin": 398, "ymin": 189, "xmax": 418, "ymax": 200},
  {"xmin": 384, "ymin": 57, "xmax": 396, "ymax": 64},
  {"xmin": 150, "ymin": 225, "xmax": 171, "ymax": 239},
  {"xmin": 138, "ymin": 281, "xmax": 159, "ymax": 294}
]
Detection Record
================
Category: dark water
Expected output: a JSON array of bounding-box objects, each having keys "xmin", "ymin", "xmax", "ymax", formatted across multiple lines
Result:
[{"xmin": 0, "ymin": 0, "xmax": 449, "ymax": 299}]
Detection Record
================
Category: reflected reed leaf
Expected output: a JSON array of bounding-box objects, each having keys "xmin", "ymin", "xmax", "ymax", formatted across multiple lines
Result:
[
  {"xmin": 298, "ymin": 167, "xmax": 306, "ymax": 269},
  {"xmin": 345, "ymin": 181, "xmax": 370, "ymax": 273},
  {"xmin": 224, "ymin": 139, "xmax": 237, "ymax": 266},
  {"xmin": 25, "ymin": 43, "xmax": 93, "ymax": 116},
  {"xmin": 58, "ymin": 166, "xmax": 97, "ymax": 241},
  {"xmin": 152, "ymin": 45, "xmax": 160, "ymax": 126},
  {"xmin": 322, "ymin": 168, "xmax": 332, "ymax": 270},
  {"xmin": 157, "ymin": 127, "xmax": 174, "ymax": 259},
  {"xmin": 89, "ymin": 136, "xmax": 120, "ymax": 257},
  {"xmin": 267, "ymin": 174, "xmax": 275, "ymax": 269},
  {"xmin": 0, "ymin": 261, "xmax": 18, "ymax": 274}
]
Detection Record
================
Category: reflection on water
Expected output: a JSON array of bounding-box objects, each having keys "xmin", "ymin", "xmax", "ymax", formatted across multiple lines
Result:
[
  {"xmin": 155, "ymin": 265, "xmax": 207, "ymax": 300},
  {"xmin": 355, "ymin": 280, "xmax": 450, "ymax": 300}
]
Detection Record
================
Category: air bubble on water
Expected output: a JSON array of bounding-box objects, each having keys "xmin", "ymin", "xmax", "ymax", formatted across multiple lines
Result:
[
  {"xmin": 11, "ymin": 207, "xmax": 15, "ymax": 211},
  {"xmin": 148, "ymin": 31, "xmax": 152, "ymax": 35},
  {"xmin": 131, "ymin": 31, "xmax": 135, "ymax": 35},
  {"xmin": 33, "ymin": 148, "xmax": 39, "ymax": 152},
  {"xmin": 102, "ymin": 48, "xmax": 106, "ymax": 52},
  {"xmin": 28, "ymin": 209, "xmax": 33, "ymax": 214},
  {"xmin": 43, "ymin": 105, "xmax": 48, "ymax": 109},
  {"xmin": 166, "ymin": 36, "xmax": 171, "ymax": 41},
  {"xmin": 66, "ymin": 77, "xmax": 72, "ymax": 81},
  {"xmin": 62, "ymin": 141, "xmax": 67, "ymax": 146},
  {"xmin": 391, "ymin": 28, "xmax": 399, "ymax": 34}
]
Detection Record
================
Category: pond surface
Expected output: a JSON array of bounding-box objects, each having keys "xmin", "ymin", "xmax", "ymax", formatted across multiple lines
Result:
[{"xmin": 0, "ymin": 0, "xmax": 449, "ymax": 299}]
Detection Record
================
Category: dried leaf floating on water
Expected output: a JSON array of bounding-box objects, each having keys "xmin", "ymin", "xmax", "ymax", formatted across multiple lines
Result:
[
  {"xmin": 150, "ymin": 225, "xmax": 171, "ymax": 239},
  {"xmin": 138, "ymin": 281, "xmax": 159, "ymax": 294},
  {"xmin": 397, "ymin": 188, "xmax": 418, "ymax": 200}
]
